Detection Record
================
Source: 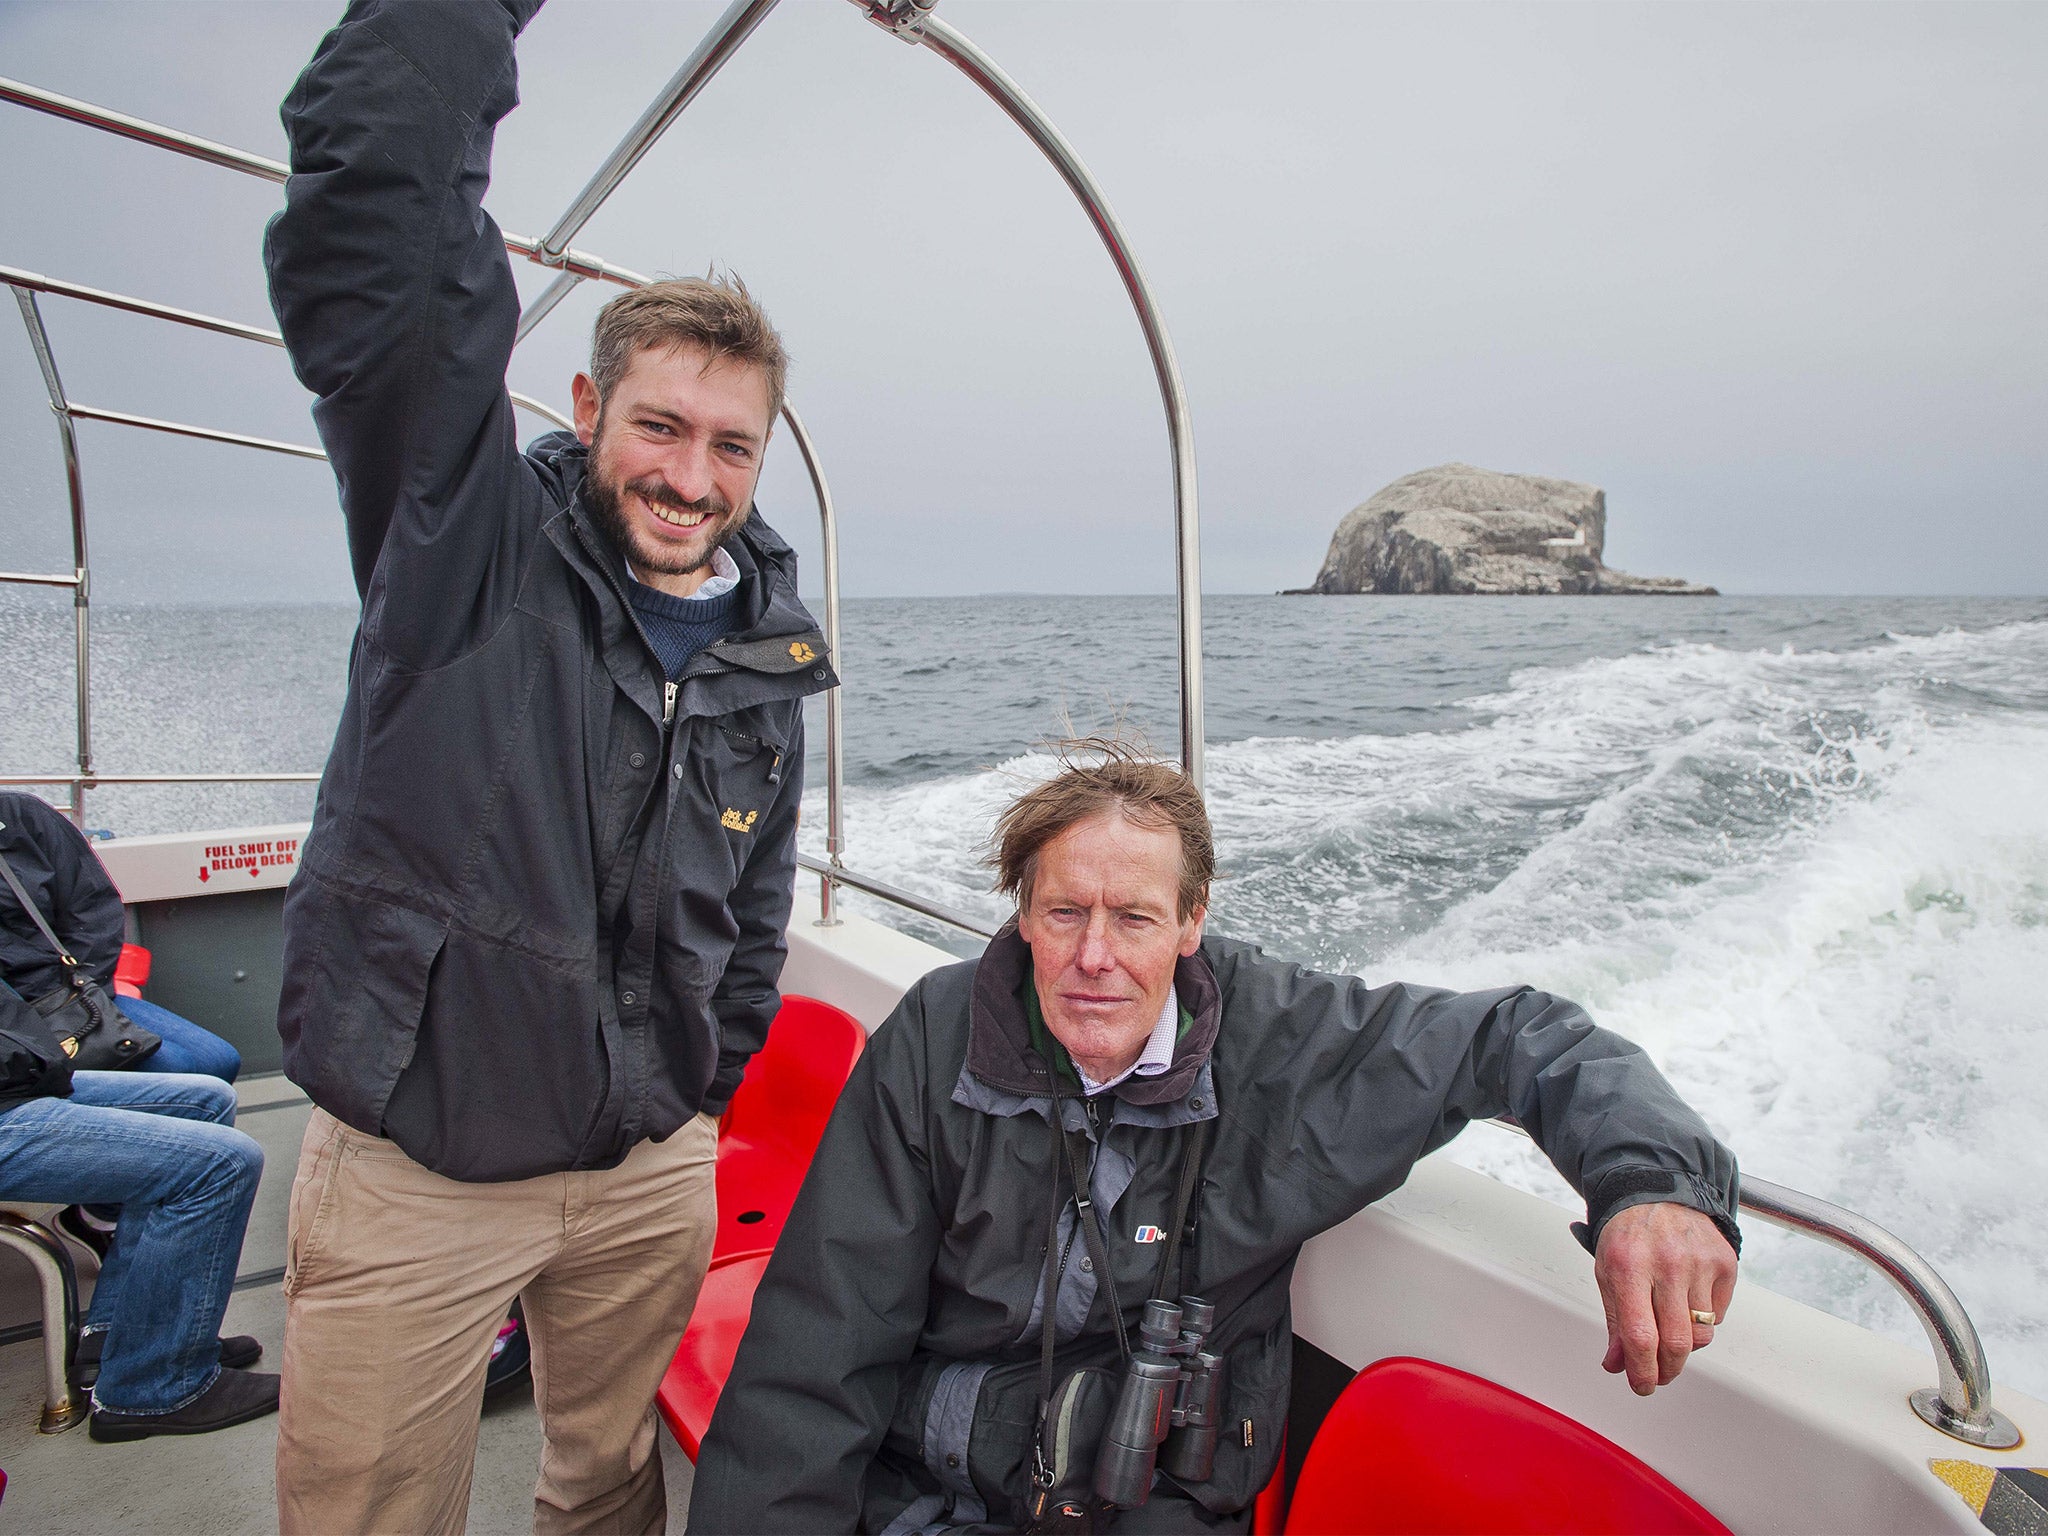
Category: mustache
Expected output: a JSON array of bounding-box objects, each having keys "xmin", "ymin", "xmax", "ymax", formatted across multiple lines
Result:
[{"xmin": 624, "ymin": 476, "xmax": 733, "ymax": 520}]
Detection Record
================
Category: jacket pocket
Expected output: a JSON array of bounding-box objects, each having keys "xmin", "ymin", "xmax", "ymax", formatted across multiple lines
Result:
[
  {"xmin": 279, "ymin": 876, "xmax": 446, "ymax": 1135},
  {"xmin": 1183, "ymin": 1312, "xmax": 1291, "ymax": 1514}
]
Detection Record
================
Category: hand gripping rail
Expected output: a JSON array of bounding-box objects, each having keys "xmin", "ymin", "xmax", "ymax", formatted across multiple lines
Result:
[{"xmin": 1491, "ymin": 1117, "xmax": 2022, "ymax": 1449}]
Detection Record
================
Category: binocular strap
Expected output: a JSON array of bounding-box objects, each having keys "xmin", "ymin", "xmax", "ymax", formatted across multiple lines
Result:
[{"xmin": 1033, "ymin": 1103, "xmax": 1212, "ymax": 1492}]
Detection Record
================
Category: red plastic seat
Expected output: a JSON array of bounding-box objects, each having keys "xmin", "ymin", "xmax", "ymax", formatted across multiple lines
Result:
[
  {"xmin": 656, "ymin": 1251, "xmax": 770, "ymax": 1459},
  {"xmin": 112, "ymin": 942, "xmax": 151, "ymax": 999},
  {"xmin": 710, "ymin": 995, "xmax": 865, "ymax": 1262},
  {"xmin": 1284, "ymin": 1357, "xmax": 1727, "ymax": 1535}
]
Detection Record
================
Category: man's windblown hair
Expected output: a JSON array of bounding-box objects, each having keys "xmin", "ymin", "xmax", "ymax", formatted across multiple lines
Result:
[{"xmin": 988, "ymin": 739, "xmax": 1214, "ymax": 919}]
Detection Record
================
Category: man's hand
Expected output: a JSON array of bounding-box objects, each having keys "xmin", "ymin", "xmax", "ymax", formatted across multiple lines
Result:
[{"xmin": 1594, "ymin": 1201, "xmax": 1738, "ymax": 1395}]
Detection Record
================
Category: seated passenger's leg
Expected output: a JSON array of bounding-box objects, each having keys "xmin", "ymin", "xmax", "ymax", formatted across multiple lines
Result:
[
  {"xmin": 523, "ymin": 1111, "xmax": 717, "ymax": 1536},
  {"xmin": 0, "ymin": 1072, "xmax": 260, "ymax": 1413},
  {"xmin": 117, "ymin": 996, "xmax": 243, "ymax": 1083},
  {"xmin": 275, "ymin": 1108, "xmax": 559, "ymax": 1536}
]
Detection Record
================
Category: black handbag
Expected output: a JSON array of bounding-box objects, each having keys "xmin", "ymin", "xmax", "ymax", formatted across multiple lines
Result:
[{"xmin": 0, "ymin": 847, "xmax": 161, "ymax": 1071}]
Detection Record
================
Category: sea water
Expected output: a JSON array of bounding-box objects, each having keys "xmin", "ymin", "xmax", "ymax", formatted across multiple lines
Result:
[{"xmin": 4, "ymin": 592, "xmax": 2044, "ymax": 1399}]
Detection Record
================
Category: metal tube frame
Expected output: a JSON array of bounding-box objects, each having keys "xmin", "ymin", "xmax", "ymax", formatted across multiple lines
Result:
[
  {"xmin": 797, "ymin": 852, "xmax": 994, "ymax": 940},
  {"xmin": 851, "ymin": 2, "xmax": 1207, "ymax": 787},
  {"xmin": 3, "ymin": 15, "xmax": 2027, "ymax": 1459},
  {"xmin": 0, "ymin": 1212, "xmax": 87, "ymax": 1433},
  {"xmin": 9, "ymin": 287, "xmax": 93, "ymax": 825},
  {"xmin": 1487, "ymin": 1118, "xmax": 2022, "ymax": 1448},
  {"xmin": 1739, "ymin": 1173, "xmax": 2021, "ymax": 1447},
  {"xmin": 537, "ymin": 0, "xmax": 783, "ymax": 262},
  {"xmin": 1, "ymin": 266, "xmax": 574, "ymax": 820}
]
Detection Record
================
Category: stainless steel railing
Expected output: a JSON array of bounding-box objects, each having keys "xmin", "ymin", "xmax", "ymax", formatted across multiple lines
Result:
[
  {"xmin": 847, "ymin": 0, "xmax": 1206, "ymax": 789},
  {"xmin": 1486, "ymin": 1118, "xmax": 2022, "ymax": 1447},
  {"xmin": 3, "ymin": 0, "xmax": 1209, "ymax": 914},
  {"xmin": 1739, "ymin": 1173, "xmax": 2021, "ymax": 1447}
]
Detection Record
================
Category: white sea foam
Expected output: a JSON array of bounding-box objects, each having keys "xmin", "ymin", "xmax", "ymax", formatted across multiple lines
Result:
[{"xmin": 806, "ymin": 620, "xmax": 2048, "ymax": 1398}]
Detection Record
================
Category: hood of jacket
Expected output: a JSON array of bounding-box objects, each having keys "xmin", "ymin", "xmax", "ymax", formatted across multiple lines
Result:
[{"xmin": 965, "ymin": 919, "xmax": 1223, "ymax": 1108}]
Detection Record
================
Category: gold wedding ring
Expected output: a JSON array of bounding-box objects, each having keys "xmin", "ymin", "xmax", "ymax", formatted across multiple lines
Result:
[{"xmin": 1690, "ymin": 1309, "xmax": 1719, "ymax": 1327}]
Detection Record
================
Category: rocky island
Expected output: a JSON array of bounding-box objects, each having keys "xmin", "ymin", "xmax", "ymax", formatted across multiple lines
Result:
[{"xmin": 1296, "ymin": 463, "xmax": 1714, "ymax": 595}]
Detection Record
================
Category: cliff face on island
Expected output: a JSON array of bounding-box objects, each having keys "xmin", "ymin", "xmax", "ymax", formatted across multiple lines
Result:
[{"xmin": 1300, "ymin": 463, "xmax": 1714, "ymax": 595}]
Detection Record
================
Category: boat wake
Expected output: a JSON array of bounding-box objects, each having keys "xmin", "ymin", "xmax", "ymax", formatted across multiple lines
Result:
[{"xmin": 806, "ymin": 619, "xmax": 2048, "ymax": 1398}]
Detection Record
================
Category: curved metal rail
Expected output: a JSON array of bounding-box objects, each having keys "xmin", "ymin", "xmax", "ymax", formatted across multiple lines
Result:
[
  {"xmin": 4, "ymin": 0, "xmax": 1206, "ymax": 921},
  {"xmin": 0, "ymin": 1212, "xmax": 86, "ymax": 1434},
  {"xmin": 849, "ymin": 0, "xmax": 1206, "ymax": 787},
  {"xmin": 0, "ymin": 264, "xmax": 572, "ymax": 820},
  {"xmin": 1739, "ymin": 1173, "xmax": 2021, "ymax": 1447},
  {"xmin": 1487, "ymin": 1117, "xmax": 2022, "ymax": 1447}
]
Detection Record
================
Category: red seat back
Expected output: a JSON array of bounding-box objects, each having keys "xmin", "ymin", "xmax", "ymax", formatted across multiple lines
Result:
[
  {"xmin": 710, "ymin": 995, "xmax": 866, "ymax": 1262},
  {"xmin": 656, "ymin": 1253, "xmax": 770, "ymax": 1460},
  {"xmin": 1284, "ymin": 1357, "xmax": 1727, "ymax": 1535},
  {"xmin": 720, "ymin": 994, "xmax": 865, "ymax": 1164},
  {"xmin": 112, "ymin": 942, "xmax": 151, "ymax": 999}
]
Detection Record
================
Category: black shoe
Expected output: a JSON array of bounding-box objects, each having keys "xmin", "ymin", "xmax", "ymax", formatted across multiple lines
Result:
[
  {"xmin": 54, "ymin": 1204, "xmax": 115, "ymax": 1262},
  {"xmin": 75, "ymin": 1334, "xmax": 265, "ymax": 1391},
  {"xmin": 483, "ymin": 1300, "xmax": 531, "ymax": 1401},
  {"xmin": 89, "ymin": 1366, "xmax": 281, "ymax": 1442}
]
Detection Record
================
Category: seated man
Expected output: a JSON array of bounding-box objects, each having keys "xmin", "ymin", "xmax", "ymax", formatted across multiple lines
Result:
[
  {"xmin": 0, "ymin": 791, "xmax": 243, "ymax": 1084},
  {"xmin": 1, "ymin": 790, "xmax": 244, "ymax": 1259},
  {"xmin": 689, "ymin": 750, "xmax": 1740, "ymax": 1534},
  {"xmin": 0, "ymin": 979, "xmax": 276, "ymax": 1440}
]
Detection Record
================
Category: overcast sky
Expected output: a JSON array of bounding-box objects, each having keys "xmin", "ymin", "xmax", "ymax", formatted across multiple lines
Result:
[{"xmin": 3, "ymin": 0, "xmax": 2044, "ymax": 602}]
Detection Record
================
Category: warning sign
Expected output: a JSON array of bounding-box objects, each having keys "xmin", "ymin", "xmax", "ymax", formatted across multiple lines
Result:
[{"xmin": 197, "ymin": 836, "xmax": 300, "ymax": 884}]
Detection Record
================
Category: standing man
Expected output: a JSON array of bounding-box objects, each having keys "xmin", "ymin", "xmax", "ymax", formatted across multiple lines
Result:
[{"xmin": 265, "ymin": 2, "xmax": 832, "ymax": 1531}]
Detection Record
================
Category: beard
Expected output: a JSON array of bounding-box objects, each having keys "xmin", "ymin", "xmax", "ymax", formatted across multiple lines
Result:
[{"xmin": 584, "ymin": 431, "xmax": 747, "ymax": 579}]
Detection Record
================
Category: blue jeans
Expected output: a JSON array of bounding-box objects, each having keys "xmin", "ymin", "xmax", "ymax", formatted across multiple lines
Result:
[
  {"xmin": 0, "ymin": 1072, "xmax": 263, "ymax": 1414},
  {"xmin": 118, "ymin": 996, "xmax": 241, "ymax": 1083}
]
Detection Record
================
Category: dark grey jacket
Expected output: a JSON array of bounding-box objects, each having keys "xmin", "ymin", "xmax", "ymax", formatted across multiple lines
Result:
[
  {"xmin": 265, "ymin": 0, "xmax": 833, "ymax": 1181},
  {"xmin": 0, "ymin": 791, "xmax": 125, "ymax": 1004},
  {"xmin": 688, "ymin": 927, "xmax": 1740, "ymax": 1533}
]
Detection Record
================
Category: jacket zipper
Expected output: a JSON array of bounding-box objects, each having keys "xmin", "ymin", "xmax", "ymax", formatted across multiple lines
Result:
[{"xmin": 664, "ymin": 681, "xmax": 677, "ymax": 726}]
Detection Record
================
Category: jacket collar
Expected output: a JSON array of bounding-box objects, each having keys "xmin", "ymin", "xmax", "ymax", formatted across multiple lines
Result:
[
  {"xmin": 532, "ymin": 432, "xmax": 837, "ymax": 709},
  {"xmin": 965, "ymin": 920, "xmax": 1222, "ymax": 1109}
]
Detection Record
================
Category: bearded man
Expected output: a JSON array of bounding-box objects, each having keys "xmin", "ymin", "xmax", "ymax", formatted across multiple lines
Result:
[{"xmin": 264, "ymin": 1, "xmax": 831, "ymax": 1530}]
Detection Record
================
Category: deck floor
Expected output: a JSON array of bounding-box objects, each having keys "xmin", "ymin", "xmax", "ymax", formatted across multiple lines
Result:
[{"xmin": 0, "ymin": 1075, "xmax": 696, "ymax": 1533}]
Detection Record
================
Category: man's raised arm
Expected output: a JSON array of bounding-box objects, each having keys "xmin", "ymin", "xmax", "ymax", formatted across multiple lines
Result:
[{"xmin": 265, "ymin": 0, "xmax": 542, "ymax": 640}]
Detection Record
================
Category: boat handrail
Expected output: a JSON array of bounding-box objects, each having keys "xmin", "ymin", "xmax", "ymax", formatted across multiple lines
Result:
[
  {"xmin": 1737, "ymin": 1172, "xmax": 2019, "ymax": 1447},
  {"xmin": 5, "ymin": 0, "xmax": 1202, "ymax": 924},
  {"xmin": 1486, "ymin": 1119, "xmax": 2021, "ymax": 1448},
  {"xmin": 0, "ymin": 263, "xmax": 583, "ymax": 821},
  {"xmin": 847, "ymin": 0, "xmax": 1206, "ymax": 788},
  {"xmin": 796, "ymin": 853, "xmax": 995, "ymax": 940}
]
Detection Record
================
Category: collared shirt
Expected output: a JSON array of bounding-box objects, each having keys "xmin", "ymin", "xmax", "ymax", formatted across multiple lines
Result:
[
  {"xmin": 1076, "ymin": 986, "xmax": 1179, "ymax": 1096},
  {"xmin": 624, "ymin": 543, "xmax": 740, "ymax": 598}
]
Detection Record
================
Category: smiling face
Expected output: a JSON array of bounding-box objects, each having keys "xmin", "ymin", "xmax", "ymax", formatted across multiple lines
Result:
[
  {"xmin": 1017, "ymin": 808, "xmax": 1207, "ymax": 1086},
  {"xmin": 572, "ymin": 341, "xmax": 773, "ymax": 597}
]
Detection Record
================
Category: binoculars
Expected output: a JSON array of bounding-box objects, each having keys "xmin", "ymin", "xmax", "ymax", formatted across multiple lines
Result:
[{"xmin": 1093, "ymin": 1296, "xmax": 1227, "ymax": 1508}]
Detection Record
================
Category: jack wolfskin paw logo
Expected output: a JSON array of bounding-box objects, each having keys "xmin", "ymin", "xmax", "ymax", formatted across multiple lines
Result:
[
  {"xmin": 720, "ymin": 808, "xmax": 759, "ymax": 833},
  {"xmin": 787, "ymin": 641, "xmax": 816, "ymax": 665}
]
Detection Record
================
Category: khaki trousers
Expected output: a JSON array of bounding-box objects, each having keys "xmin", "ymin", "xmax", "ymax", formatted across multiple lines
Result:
[{"xmin": 275, "ymin": 1106, "xmax": 718, "ymax": 1536}]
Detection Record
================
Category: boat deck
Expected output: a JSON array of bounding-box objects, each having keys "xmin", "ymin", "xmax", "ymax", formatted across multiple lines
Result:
[{"xmin": 0, "ymin": 1073, "xmax": 696, "ymax": 1533}]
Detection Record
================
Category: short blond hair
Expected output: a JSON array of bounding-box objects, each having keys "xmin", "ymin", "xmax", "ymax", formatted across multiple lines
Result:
[
  {"xmin": 590, "ymin": 274, "xmax": 788, "ymax": 421},
  {"xmin": 990, "ymin": 741, "xmax": 1213, "ymax": 920}
]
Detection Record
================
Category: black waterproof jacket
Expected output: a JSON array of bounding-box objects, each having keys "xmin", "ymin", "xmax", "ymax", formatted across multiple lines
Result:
[
  {"xmin": 0, "ymin": 791, "xmax": 125, "ymax": 1004},
  {"xmin": 688, "ymin": 927, "xmax": 1741, "ymax": 1533},
  {"xmin": 265, "ymin": 0, "xmax": 834, "ymax": 1181}
]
